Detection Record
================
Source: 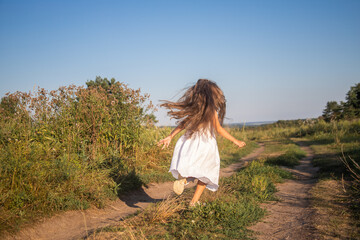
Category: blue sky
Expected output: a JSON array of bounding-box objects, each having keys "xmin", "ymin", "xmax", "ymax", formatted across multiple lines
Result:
[{"xmin": 0, "ymin": 0, "xmax": 359, "ymax": 125}]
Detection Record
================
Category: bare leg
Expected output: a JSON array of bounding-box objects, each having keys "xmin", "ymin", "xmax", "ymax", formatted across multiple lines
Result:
[{"xmin": 190, "ymin": 180, "xmax": 206, "ymax": 204}]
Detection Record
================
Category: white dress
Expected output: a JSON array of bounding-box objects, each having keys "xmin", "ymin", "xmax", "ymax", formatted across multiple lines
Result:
[{"xmin": 169, "ymin": 129, "xmax": 220, "ymax": 191}]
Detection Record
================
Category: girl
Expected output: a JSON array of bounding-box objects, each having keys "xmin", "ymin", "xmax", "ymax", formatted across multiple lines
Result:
[{"xmin": 158, "ymin": 79, "xmax": 246, "ymax": 207}]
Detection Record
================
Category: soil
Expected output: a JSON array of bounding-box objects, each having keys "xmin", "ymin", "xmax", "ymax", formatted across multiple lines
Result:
[
  {"xmin": 249, "ymin": 140, "xmax": 320, "ymax": 240},
  {"xmin": 6, "ymin": 144, "xmax": 265, "ymax": 240}
]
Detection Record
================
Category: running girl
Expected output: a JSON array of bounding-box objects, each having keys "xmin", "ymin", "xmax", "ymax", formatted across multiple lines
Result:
[{"xmin": 158, "ymin": 79, "xmax": 246, "ymax": 206}]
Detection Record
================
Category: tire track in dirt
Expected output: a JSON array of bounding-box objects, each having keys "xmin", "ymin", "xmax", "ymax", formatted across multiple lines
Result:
[
  {"xmin": 6, "ymin": 144, "xmax": 264, "ymax": 240},
  {"xmin": 249, "ymin": 140, "xmax": 319, "ymax": 240}
]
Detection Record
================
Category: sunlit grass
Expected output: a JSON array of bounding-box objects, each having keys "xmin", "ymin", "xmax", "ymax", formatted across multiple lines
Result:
[{"xmin": 90, "ymin": 159, "xmax": 293, "ymax": 240}]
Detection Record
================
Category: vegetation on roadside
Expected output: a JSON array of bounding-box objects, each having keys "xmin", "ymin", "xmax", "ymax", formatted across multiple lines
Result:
[
  {"xmin": 89, "ymin": 158, "xmax": 293, "ymax": 240},
  {"xmin": 263, "ymin": 140, "xmax": 306, "ymax": 167},
  {"xmin": 303, "ymin": 123, "xmax": 360, "ymax": 238},
  {"xmin": 0, "ymin": 77, "xmax": 162, "ymax": 233}
]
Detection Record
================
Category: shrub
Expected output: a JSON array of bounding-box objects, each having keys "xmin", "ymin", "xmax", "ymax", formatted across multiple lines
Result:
[{"xmin": 0, "ymin": 77, "xmax": 155, "ymax": 233}]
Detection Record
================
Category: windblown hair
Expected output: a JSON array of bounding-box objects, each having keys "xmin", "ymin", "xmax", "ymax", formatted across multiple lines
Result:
[{"xmin": 161, "ymin": 79, "xmax": 226, "ymax": 136}]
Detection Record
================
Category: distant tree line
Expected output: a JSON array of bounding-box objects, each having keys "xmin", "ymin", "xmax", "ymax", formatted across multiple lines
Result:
[{"xmin": 322, "ymin": 83, "xmax": 360, "ymax": 122}]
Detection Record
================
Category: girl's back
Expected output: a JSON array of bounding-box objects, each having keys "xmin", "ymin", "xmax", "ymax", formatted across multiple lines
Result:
[{"xmin": 158, "ymin": 79, "xmax": 246, "ymax": 206}]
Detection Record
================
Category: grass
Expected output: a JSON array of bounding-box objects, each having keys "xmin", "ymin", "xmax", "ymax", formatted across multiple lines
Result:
[
  {"xmin": 263, "ymin": 140, "xmax": 306, "ymax": 167},
  {"xmin": 265, "ymin": 148, "xmax": 305, "ymax": 167},
  {"xmin": 301, "ymin": 127, "xmax": 360, "ymax": 238},
  {"xmin": 89, "ymin": 159, "xmax": 293, "ymax": 240},
  {"xmin": 310, "ymin": 179, "xmax": 359, "ymax": 239},
  {"xmin": 307, "ymin": 134, "xmax": 360, "ymax": 180},
  {"xmin": 218, "ymin": 137, "xmax": 258, "ymax": 168}
]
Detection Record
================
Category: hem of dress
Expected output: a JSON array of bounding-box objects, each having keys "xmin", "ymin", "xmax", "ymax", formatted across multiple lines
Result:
[{"xmin": 169, "ymin": 169, "xmax": 219, "ymax": 192}]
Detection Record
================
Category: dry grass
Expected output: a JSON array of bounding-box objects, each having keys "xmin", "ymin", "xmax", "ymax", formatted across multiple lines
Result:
[
  {"xmin": 341, "ymin": 152, "xmax": 360, "ymax": 186},
  {"xmin": 140, "ymin": 196, "xmax": 186, "ymax": 224},
  {"xmin": 88, "ymin": 196, "xmax": 186, "ymax": 239},
  {"xmin": 87, "ymin": 221, "xmax": 148, "ymax": 240},
  {"xmin": 310, "ymin": 179, "xmax": 359, "ymax": 239}
]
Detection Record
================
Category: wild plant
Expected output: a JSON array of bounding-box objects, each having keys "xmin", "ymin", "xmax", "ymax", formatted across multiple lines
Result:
[
  {"xmin": 341, "ymin": 151, "xmax": 360, "ymax": 192},
  {"xmin": 0, "ymin": 79, "xmax": 157, "ymax": 233}
]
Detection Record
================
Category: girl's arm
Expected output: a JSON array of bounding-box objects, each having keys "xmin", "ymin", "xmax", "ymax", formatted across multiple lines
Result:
[
  {"xmin": 157, "ymin": 125, "xmax": 184, "ymax": 149},
  {"xmin": 214, "ymin": 112, "xmax": 246, "ymax": 148}
]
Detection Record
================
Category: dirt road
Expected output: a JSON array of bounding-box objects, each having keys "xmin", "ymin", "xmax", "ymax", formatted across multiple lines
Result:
[{"xmin": 249, "ymin": 140, "xmax": 319, "ymax": 240}]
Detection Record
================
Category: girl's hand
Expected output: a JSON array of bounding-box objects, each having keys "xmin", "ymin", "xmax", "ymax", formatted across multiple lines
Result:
[
  {"xmin": 234, "ymin": 140, "xmax": 246, "ymax": 148},
  {"xmin": 157, "ymin": 136, "xmax": 172, "ymax": 149}
]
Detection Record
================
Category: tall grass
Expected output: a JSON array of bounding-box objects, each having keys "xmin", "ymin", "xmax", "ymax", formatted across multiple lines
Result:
[
  {"xmin": 0, "ymin": 83, "xmax": 160, "ymax": 233},
  {"xmin": 296, "ymin": 119, "xmax": 360, "ymax": 238}
]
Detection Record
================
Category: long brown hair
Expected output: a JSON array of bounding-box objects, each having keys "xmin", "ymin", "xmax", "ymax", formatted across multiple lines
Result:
[{"xmin": 161, "ymin": 79, "xmax": 226, "ymax": 136}]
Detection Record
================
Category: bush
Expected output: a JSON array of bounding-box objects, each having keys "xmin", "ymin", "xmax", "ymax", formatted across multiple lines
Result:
[{"xmin": 0, "ymin": 78, "xmax": 156, "ymax": 233}]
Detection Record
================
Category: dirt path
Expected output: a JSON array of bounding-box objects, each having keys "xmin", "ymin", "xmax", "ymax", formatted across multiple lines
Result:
[
  {"xmin": 249, "ymin": 140, "xmax": 319, "ymax": 240},
  {"xmin": 7, "ymin": 144, "xmax": 264, "ymax": 240}
]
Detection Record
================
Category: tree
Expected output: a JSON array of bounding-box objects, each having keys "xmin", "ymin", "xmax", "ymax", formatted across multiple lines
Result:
[
  {"xmin": 0, "ymin": 95, "xmax": 19, "ymax": 117},
  {"xmin": 86, "ymin": 76, "xmax": 116, "ymax": 90},
  {"xmin": 321, "ymin": 82, "xmax": 360, "ymax": 121},
  {"xmin": 85, "ymin": 76, "xmax": 157, "ymax": 126},
  {"xmin": 343, "ymin": 83, "xmax": 360, "ymax": 119},
  {"xmin": 322, "ymin": 101, "xmax": 342, "ymax": 122}
]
